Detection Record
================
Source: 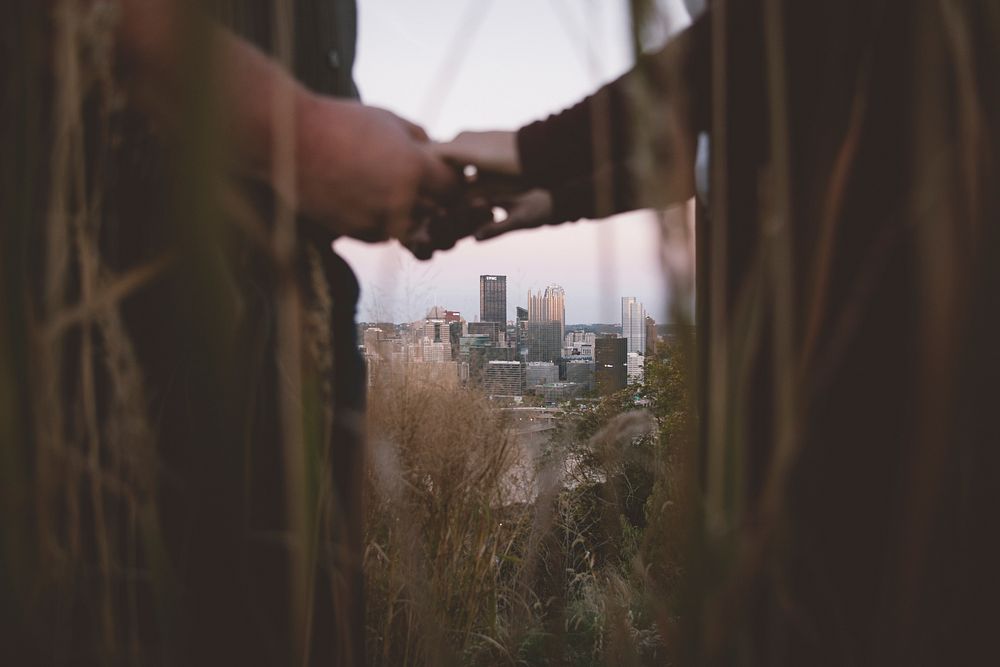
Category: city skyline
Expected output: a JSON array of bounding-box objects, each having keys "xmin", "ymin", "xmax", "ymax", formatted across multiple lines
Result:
[
  {"xmin": 354, "ymin": 266, "xmax": 669, "ymax": 326},
  {"xmin": 361, "ymin": 280, "xmax": 662, "ymax": 328}
]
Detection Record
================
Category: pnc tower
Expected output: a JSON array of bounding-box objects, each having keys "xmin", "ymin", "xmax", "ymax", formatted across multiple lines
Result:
[{"xmin": 479, "ymin": 275, "xmax": 507, "ymax": 324}]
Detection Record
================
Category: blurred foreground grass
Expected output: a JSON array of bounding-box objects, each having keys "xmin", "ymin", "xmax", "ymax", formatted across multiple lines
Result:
[{"xmin": 363, "ymin": 348, "xmax": 695, "ymax": 666}]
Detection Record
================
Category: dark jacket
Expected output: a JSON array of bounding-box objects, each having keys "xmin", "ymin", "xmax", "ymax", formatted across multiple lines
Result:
[
  {"xmin": 1, "ymin": 2, "xmax": 369, "ymax": 665},
  {"xmin": 515, "ymin": 2, "xmax": 1000, "ymax": 664}
]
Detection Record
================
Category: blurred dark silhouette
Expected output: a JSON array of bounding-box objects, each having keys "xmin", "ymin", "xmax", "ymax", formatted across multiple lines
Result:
[{"xmin": 432, "ymin": 1, "xmax": 1000, "ymax": 664}]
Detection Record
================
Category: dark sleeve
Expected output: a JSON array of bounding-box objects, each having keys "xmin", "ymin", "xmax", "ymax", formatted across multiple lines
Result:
[
  {"xmin": 517, "ymin": 13, "xmax": 711, "ymax": 220},
  {"xmin": 213, "ymin": 0, "xmax": 360, "ymax": 100},
  {"xmin": 546, "ymin": 163, "xmax": 640, "ymax": 224}
]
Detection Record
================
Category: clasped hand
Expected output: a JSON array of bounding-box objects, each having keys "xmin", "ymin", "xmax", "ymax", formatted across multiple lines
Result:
[
  {"xmin": 403, "ymin": 131, "xmax": 557, "ymax": 259},
  {"xmin": 297, "ymin": 103, "xmax": 552, "ymax": 259},
  {"xmin": 304, "ymin": 107, "xmax": 553, "ymax": 258}
]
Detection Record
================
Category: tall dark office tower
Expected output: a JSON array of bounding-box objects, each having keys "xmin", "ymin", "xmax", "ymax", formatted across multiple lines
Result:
[
  {"xmin": 480, "ymin": 275, "xmax": 507, "ymax": 324},
  {"xmin": 595, "ymin": 335, "xmax": 627, "ymax": 395},
  {"xmin": 526, "ymin": 321, "xmax": 563, "ymax": 363}
]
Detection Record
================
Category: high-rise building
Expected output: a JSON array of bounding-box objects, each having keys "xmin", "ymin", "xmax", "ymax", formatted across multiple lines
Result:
[
  {"xmin": 525, "ymin": 362, "xmax": 559, "ymax": 389},
  {"xmin": 595, "ymin": 335, "xmax": 627, "ymax": 395},
  {"xmin": 621, "ymin": 297, "xmax": 647, "ymax": 355},
  {"xmin": 526, "ymin": 321, "xmax": 563, "ymax": 363},
  {"xmin": 449, "ymin": 321, "xmax": 464, "ymax": 360},
  {"xmin": 627, "ymin": 352, "xmax": 645, "ymax": 385},
  {"xmin": 645, "ymin": 316, "xmax": 658, "ymax": 356},
  {"xmin": 563, "ymin": 330, "xmax": 596, "ymax": 358},
  {"xmin": 566, "ymin": 359, "xmax": 596, "ymax": 392},
  {"xmin": 480, "ymin": 275, "xmax": 507, "ymax": 324},
  {"xmin": 421, "ymin": 340, "xmax": 451, "ymax": 363},
  {"xmin": 484, "ymin": 360, "xmax": 524, "ymax": 396},
  {"xmin": 469, "ymin": 321, "xmax": 504, "ymax": 345},
  {"xmin": 417, "ymin": 319, "xmax": 449, "ymax": 344},
  {"xmin": 528, "ymin": 285, "xmax": 566, "ymax": 338},
  {"xmin": 515, "ymin": 306, "xmax": 529, "ymax": 359}
]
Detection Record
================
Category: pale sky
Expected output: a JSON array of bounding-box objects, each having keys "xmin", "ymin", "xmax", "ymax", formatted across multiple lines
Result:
[{"xmin": 335, "ymin": 0, "xmax": 693, "ymax": 324}]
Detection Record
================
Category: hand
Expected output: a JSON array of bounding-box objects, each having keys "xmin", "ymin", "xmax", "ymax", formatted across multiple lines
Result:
[
  {"xmin": 402, "ymin": 181, "xmax": 555, "ymax": 259},
  {"xmin": 402, "ymin": 129, "xmax": 556, "ymax": 259},
  {"xmin": 471, "ymin": 188, "xmax": 554, "ymax": 240},
  {"xmin": 295, "ymin": 95, "xmax": 459, "ymax": 241},
  {"xmin": 403, "ymin": 198, "xmax": 494, "ymax": 260},
  {"xmin": 429, "ymin": 130, "xmax": 521, "ymax": 176}
]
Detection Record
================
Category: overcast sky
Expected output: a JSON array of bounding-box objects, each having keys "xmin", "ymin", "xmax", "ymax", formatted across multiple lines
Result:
[{"xmin": 335, "ymin": 0, "xmax": 692, "ymax": 323}]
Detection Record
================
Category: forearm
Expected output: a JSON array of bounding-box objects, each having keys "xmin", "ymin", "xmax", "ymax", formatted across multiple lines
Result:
[
  {"xmin": 517, "ymin": 13, "xmax": 711, "ymax": 194},
  {"xmin": 118, "ymin": 0, "xmax": 450, "ymax": 241}
]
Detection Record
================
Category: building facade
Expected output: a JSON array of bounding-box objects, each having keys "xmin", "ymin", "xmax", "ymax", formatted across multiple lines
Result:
[
  {"xmin": 645, "ymin": 315, "xmax": 658, "ymax": 355},
  {"xmin": 525, "ymin": 362, "xmax": 560, "ymax": 389},
  {"xmin": 621, "ymin": 297, "xmax": 647, "ymax": 355},
  {"xmin": 526, "ymin": 321, "xmax": 563, "ymax": 363},
  {"xmin": 538, "ymin": 382, "xmax": 584, "ymax": 403},
  {"xmin": 480, "ymin": 275, "xmax": 507, "ymax": 324},
  {"xmin": 595, "ymin": 335, "xmax": 627, "ymax": 395},
  {"xmin": 484, "ymin": 360, "xmax": 525, "ymax": 396},
  {"xmin": 528, "ymin": 285, "xmax": 566, "ymax": 338},
  {"xmin": 627, "ymin": 351, "xmax": 645, "ymax": 385},
  {"xmin": 468, "ymin": 320, "xmax": 504, "ymax": 346},
  {"xmin": 566, "ymin": 359, "xmax": 596, "ymax": 392},
  {"xmin": 563, "ymin": 330, "xmax": 596, "ymax": 358}
]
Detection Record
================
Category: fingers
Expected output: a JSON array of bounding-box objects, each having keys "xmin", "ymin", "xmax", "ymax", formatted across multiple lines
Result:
[
  {"xmin": 473, "ymin": 189, "xmax": 554, "ymax": 240},
  {"xmin": 419, "ymin": 150, "xmax": 462, "ymax": 200},
  {"xmin": 429, "ymin": 130, "xmax": 521, "ymax": 176},
  {"xmin": 474, "ymin": 218, "xmax": 520, "ymax": 241}
]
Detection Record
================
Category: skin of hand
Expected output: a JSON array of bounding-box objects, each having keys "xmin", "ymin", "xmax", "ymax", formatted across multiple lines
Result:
[
  {"xmin": 295, "ymin": 95, "xmax": 459, "ymax": 242},
  {"xmin": 402, "ymin": 132, "xmax": 556, "ymax": 256},
  {"xmin": 430, "ymin": 130, "xmax": 522, "ymax": 176},
  {"xmin": 472, "ymin": 188, "xmax": 555, "ymax": 240}
]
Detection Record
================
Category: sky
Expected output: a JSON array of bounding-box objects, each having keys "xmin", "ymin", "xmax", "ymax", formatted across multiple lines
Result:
[{"xmin": 335, "ymin": 0, "xmax": 693, "ymax": 324}]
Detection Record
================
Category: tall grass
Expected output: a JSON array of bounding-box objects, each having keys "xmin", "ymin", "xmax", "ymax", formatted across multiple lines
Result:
[{"xmin": 363, "ymin": 348, "xmax": 694, "ymax": 666}]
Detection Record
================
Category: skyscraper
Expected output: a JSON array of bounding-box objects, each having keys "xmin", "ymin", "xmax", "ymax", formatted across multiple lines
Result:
[
  {"xmin": 526, "ymin": 321, "xmax": 563, "ymax": 363},
  {"xmin": 645, "ymin": 315, "xmax": 658, "ymax": 355},
  {"xmin": 621, "ymin": 297, "xmax": 647, "ymax": 355},
  {"xmin": 480, "ymin": 275, "xmax": 507, "ymax": 324},
  {"xmin": 528, "ymin": 285, "xmax": 566, "ymax": 338},
  {"xmin": 595, "ymin": 335, "xmax": 627, "ymax": 395}
]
